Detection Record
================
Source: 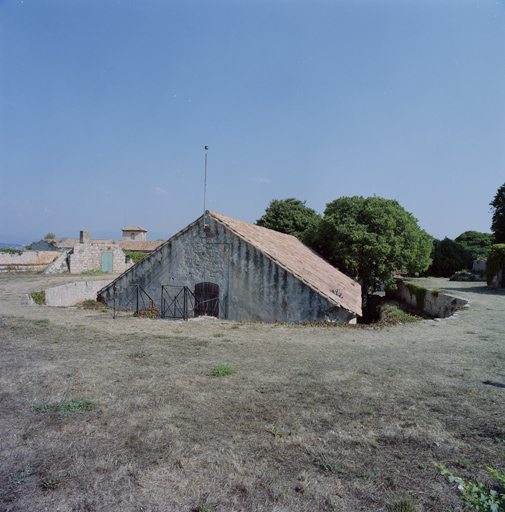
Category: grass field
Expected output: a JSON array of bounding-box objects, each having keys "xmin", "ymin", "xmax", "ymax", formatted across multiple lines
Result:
[{"xmin": 0, "ymin": 274, "xmax": 504, "ymax": 511}]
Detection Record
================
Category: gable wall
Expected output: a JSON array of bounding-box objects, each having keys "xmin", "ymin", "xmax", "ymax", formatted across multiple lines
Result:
[{"xmin": 98, "ymin": 216, "xmax": 356, "ymax": 323}]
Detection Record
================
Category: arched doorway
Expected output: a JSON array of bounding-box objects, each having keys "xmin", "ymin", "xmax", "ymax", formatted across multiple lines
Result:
[{"xmin": 194, "ymin": 282, "xmax": 219, "ymax": 317}]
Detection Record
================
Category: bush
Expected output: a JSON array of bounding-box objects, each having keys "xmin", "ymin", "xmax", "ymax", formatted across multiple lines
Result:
[
  {"xmin": 123, "ymin": 250, "xmax": 146, "ymax": 264},
  {"xmin": 436, "ymin": 460, "xmax": 505, "ymax": 511},
  {"xmin": 487, "ymin": 244, "xmax": 505, "ymax": 285}
]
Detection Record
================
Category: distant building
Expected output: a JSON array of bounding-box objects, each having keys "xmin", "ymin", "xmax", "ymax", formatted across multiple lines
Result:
[
  {"xmin": 122, "ymin": 226, "xmax": 147, "ymax": 242},
  {"xmin": 39, "ymin": 227, "xmax": 164, "ymax": 275}
]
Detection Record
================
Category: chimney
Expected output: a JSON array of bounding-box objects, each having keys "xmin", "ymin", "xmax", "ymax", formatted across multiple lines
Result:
[{"xmin": 80, "ymin": 230, "xmax": 90, "ymax": 244}]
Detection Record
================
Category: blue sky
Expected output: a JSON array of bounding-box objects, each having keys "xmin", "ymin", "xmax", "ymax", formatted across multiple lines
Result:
[{"xmin": 1, "ymin": 0, "xmax": 504, "ymax": 245}]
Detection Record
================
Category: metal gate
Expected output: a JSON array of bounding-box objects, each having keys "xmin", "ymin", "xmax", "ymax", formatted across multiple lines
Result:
[
  {"xmin": 113, "ymin": 284, "xmax": 156, "ymax": 318},
  {"xmin": 161, "ymin": 286, "xmax": 196, "ymax": 320}
]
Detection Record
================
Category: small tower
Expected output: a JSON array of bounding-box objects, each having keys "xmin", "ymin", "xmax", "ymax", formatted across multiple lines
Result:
[{"xmin": 121, "ymin": 226, "xmax": 147, "ymax": 242}]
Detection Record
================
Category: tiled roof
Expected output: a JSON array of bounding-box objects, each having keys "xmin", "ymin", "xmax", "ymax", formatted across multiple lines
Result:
[
  {"xmin": 210, "ymin": 211, "xmax": 362, "ymax": 317},
  {"xmin": 118, "ymin": 241, "xmax": 163, "ymax": 251},
  {"xmin": 122, "ymin": 226, "xmax": 147, "ymax": 232}
]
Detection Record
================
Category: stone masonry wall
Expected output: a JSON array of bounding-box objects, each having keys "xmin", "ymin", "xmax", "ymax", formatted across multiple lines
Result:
[
  {"xmin": 0, "ymin": 251, "xmax": 59, "ymax": 273},
  {"xmin": 98, "ymin": 216, "xmax": 356, "ymax": 323},
  {"xmin": 69, "ymin": 244, "xmax": 133, "ymax": 274}
]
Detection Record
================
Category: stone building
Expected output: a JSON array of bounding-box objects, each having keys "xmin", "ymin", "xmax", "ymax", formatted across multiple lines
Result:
[
  {"xmin": 122, "ymin": 226, "xmax": 147, "ymax": 241},
  {"xmin": 98, "ymin": 211, "xmax": 362, "ymax": 323}
]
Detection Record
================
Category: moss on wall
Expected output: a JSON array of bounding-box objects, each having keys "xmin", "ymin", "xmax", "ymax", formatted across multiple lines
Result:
[{"xmin": 405, "ymin": 282, "xmax": 427, "ymax": 310}]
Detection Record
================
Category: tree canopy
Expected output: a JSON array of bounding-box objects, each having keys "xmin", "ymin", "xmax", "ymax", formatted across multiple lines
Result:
[
  {"xmin": 256, "ymin": 198, "xmax": 321, "ymax": 243},
  {"xmin": 454, "ymin": 230, "xmax": 494, "ymax": 259},
  {"xmin": 490, "ymin": 183, "xmax": 505, "ymax": 244},
  {"xmin": 312, "ymin": 196, "xmax": 433, "ymax": 303},
  {"xmin": 426, "ymin": 238, "xmax": 473, "ymax": 277}
]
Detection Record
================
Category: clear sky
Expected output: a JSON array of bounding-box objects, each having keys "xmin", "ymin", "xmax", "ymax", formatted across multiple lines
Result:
[{"xmin": 1, "ymin": 0, "xmax": 504, "ymax": 246}]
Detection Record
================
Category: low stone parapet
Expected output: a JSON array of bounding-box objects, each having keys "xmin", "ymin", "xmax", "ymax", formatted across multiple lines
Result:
[
  {"xmin": 31, "ymin": 280, "xmax": 114, "ymax": 307},
  {"xmin": 387, "ymin": 279, "xmax": 469, "ymax": 318},
  {"xmin": 0, "ymin": 251, "xmax": 59, "ymax": 273}
]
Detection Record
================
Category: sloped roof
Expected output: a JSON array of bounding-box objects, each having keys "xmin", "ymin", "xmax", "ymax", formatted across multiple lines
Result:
[
  {"xmin": 118, "ymin": 241, "xmax": 163, "ymax": 251},
  {"xmin": 209, "ymin": 212, "xmax": 362, "ymax": 317},
  {"xmin": 122, "ymin": 225, "xmax": 147, "ymax": 232}
]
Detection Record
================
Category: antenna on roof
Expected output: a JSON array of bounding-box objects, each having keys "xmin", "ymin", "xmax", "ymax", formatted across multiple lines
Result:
[{"xmin": 204, "ymin": 146, "xmax": 209, "ymax": 227}]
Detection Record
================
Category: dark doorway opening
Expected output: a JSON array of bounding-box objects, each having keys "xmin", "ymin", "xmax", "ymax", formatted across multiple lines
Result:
[{"xmin": 194, "ymin": 282, "xmax": 219, "ymax": 317}]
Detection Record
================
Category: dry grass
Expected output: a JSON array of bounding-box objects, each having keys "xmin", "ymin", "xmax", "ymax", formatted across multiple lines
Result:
[{"xmin": 0, "ymin": 274, "xmax": 504, "ymax": 511}]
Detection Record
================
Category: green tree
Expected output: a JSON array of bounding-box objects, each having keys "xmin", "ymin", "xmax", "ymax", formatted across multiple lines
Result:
[
  {"xmin": 256, "ymin": 198, "xmax": 321, "ymax": 244},
  {"xmin": 426, "ymin": 238, "xmax": 473, "ymax": 277},
  {"xmin": 490, "ymin": 183, "xmax": 505, "ymax": 243},
  {"xmin": 44, "ymin": 233, "xmax": 56, "ymax": 239},
  {"xmin": 313, "ymin": 196, "xmax": 433, "ymax": 305},
  {"xmin": 454, "ymin": 230, "xmax": 494, "ymax": 259}
]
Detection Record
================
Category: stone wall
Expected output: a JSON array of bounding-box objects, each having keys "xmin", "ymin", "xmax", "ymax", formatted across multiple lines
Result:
[
  {"xmin": 388, "ymin": 279, "xmax": 469, "ymax": 318},
  {"xmin": 40, "ymin": 280, "xmax": 114, "ymax": 307},
  {"xmin": 69, "ymin": 244, "xmax": 133, "ymax": 274},
  {"xmin": 44, "ymin": 250, "xmax": 70, "ymax": 274},
  {"xmin": 0, "ymin": 251, "xmax": 59, "ymax": 273},
  {"xmin": 99, "ymin": 216, "xmax": 357, "ymax": 323}
]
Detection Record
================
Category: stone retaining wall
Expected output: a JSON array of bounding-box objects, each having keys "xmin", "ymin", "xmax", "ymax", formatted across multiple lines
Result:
[
  {"xmin": 388, "ymin": 279, "xmax": 469, "ymax": 318},
  {"xmin": 0, "ymin": 251, "xmax": 59, "ymax": 273},
  {"xmin": 35, "ymin": 280, "xmax": 114, "ymax": 307}
]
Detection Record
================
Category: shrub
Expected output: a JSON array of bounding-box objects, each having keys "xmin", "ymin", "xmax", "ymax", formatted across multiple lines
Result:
[
  {"xmin": 123, "ymin": 250, "xmax": 146, "ymax": 264},
  {"xmin": 29, "ymin": 291, "xmax": 46, "ymax": 305},
  {"xmin": 210, "ymin": 365, "xmax": 237, "ymax": 377},
  {"xmin": 0, "ymin": 248, "xmax": 24, "ymax": 255},
  {"xmin": 436, "ymin": 461, "xmax": 505, "ymax": 511},
  {"xmin": 487, "ymin": 244, "xmax": 505, "ymax": 285}
]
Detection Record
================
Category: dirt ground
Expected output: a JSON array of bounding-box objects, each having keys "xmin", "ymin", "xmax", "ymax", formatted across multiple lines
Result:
[{"xmin": 0, "ymin": 272, "xmax": 504, "ymax": 512}]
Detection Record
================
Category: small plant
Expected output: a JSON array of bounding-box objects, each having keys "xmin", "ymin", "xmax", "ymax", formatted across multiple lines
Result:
[
  {"xmin": 386, "ymin": 495, "xmax": 418, "ymax": 512},
  {"xmin": 129, "ymin": 349, "xmax": 146, "ymax": 359},
  {"xmin": 34, "ymin": 396, "xmax": 98, "ymax": 415},
  {"xmin": 194, "ymin": 340, "xmax": 210, "ymax": 346},
  {"xmin": 29, "ymin": 291, "xmax": 46, "ymax": 305},
  {"xmin": 213, "ymin": 333, "xmax": 224, "ymax": 338},
  {"xmin": 34, "ymin": 319, "xmax": 50, "ymax": 328},
  {"xmin": 81, "ymin": 269, "xmax": 108, "ymax": 275},
  {"xmin": 137, "ymin": 307, "xmax": 159, "ymax": 319},
  {"xmin": 363, "ymin": 406, "xmax": 375, "ymax": 415},
  {"xmin": 377, "ymin": 304, "xmax": 422, "ymax": 324},
  {"xmin": 34, "ymin": 375, "xmax": 98, "ymax": 416},
  {"xmin": 315, "ymin": 454, "xmax": 344, "ymax": 474},
  {"xmin": 7, "ymin": 464, "xmax": 32, "ymax": 489},
  {"xmin": 436, "ymin": 461, "xmax": 505, "ymax": 511},
  {"xmin": 268, "ymin": 427, "xmax": 283, "ymax": 437},
  {"xmin": 210, "ymin": 365, "xmax": 237, "ymax": 377},
  {"xmin": 41, "ymin": 477, "xmax": 61, "ymax": 492},
  {"xmin": 431, "ymin": 288, "xmax": 441, "ymax": 298},
  {"xmin": 358, "ymin": 437, "xmax": 378, "ymax": 449},
  {"xmin": 273, "ymin": 484, "xmax": 287, "ymax": 500},
  {"xmin": 195, "ymin": 504, "xmax": 214, "ymax": 512}
]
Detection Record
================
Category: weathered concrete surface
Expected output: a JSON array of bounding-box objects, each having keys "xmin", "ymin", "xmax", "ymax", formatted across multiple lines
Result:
[
  {"xmin": 99, "ymin": 215, "xmax": 359, "ymax": 323},
  {"xmin": 389, "ymin": 279, "xmax": 469, "ymax": 318},
  {"xmin": 41, "ymin": 279, "xmax": 114, "ymax": 307},
  {"xmin": 0, "ymin": 251, "xmax": 59, "ymax": 273}
]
